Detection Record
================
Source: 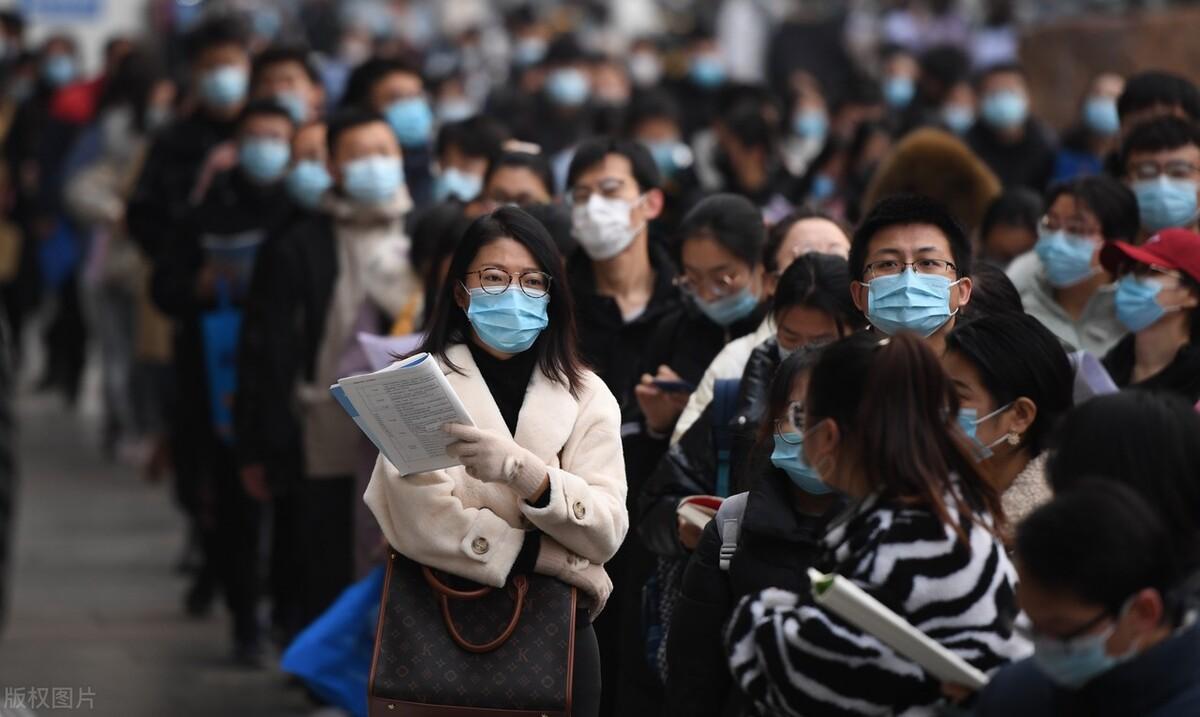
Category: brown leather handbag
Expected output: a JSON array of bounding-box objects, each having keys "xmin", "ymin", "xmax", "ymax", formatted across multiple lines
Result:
[{"xmin": 368, "ymin": 551, "xmax": 578, "ymax": 716}]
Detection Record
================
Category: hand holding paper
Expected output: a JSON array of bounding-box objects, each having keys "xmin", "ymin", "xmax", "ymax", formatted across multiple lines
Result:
[{"xmin": 444, "ymin": 423, "xmax": 549, "ymax": 499}]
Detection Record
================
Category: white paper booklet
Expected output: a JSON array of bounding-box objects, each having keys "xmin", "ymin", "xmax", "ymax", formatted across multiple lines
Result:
[
  {"xmin": 807, "ymin": 568, "xmax": 989, "ymax": 690},
  {"xmin": 331, "ymin": 353, "xmax": 475, "ymax": 475}
]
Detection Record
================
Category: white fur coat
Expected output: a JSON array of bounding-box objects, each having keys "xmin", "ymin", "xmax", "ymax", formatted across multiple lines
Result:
[{"xmin": 363, "ymin": 344, "xmax": 629, "ymax": 587}]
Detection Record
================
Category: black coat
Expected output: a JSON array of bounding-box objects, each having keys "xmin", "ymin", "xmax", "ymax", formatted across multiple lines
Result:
[
  {"xmin": 150, "ymin": 169, "xmax": 296, "ymax": 459},
  {"xmin": 637, "ymin": 339, "xmax": 781, "ymax": 559},
  {"xmin": 1103, "ymin": 335, "xmax": 1200, "ymax": 405},
  {"xmin": 966, "ymin": 118, "xmax": 1057, "ymax": 193},
  {"xmin": 126, "ymin": 110, "xmax": 237, "ymax": 259},
  {"xmin": 568, "ymin": 242, "xmax": 680, "ymax": 423},
  {"xmin": 663, "ymin": 467, "xmax": 843, "ymax": 717}
]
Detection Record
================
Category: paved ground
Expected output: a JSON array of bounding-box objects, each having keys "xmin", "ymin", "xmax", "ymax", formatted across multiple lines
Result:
[{"xmin": 0, "ymin": 392, "xmax": 314, "ymax": 717}]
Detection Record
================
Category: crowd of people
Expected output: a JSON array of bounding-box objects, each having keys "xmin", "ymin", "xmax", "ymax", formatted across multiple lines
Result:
[{"xmin": 3, "ymin": 1, "xmax": 1200, "ymax": 715}]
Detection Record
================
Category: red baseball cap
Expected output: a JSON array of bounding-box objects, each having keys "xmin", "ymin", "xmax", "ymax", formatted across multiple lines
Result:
[{"xmin": 1100, "ymin": 228, "xmax": 1200, "ymax": 284}]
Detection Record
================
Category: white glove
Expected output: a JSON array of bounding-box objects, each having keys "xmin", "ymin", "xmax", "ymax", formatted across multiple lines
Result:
[
  {"xmin": 444, "ymin": 423, "xmax": 548, "ymax": 499},
  {"xmin": 534, "ymin": 537, "xmax": 613, "ymax": 621}
]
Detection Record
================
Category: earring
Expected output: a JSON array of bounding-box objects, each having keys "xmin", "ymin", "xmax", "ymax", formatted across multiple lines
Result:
[{"xmin": 1006, "ymin": 432, "xmax": 1021, "ymax": 446}]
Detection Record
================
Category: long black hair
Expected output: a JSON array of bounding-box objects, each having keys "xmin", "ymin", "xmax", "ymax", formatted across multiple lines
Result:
[{"xmin": 417, "ymin": 206, "xmax": 586, "ymax": 396}]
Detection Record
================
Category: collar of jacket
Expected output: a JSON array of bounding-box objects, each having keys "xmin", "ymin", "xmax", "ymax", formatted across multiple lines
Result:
[
  {"xmin": 743, "ymin": 465, "xmax": 846, "ymax": 544},
  {"xmin": 1060, "ymin": 621, "xmax": 1200, "ymax": 714},
  {"xmin": 1104, "ymin": 333, "xmax": 1200, "ymax": 399},
  {"xmin": 323, "ymin": 185, "xmax": 413, "ymax": 226},
  {"xmin": 567, "ymin": 239, "xmax": 680, "ymax": 327},
  {"xmin": 438, "ymin": 343, "xmax": 579, "ymax": 461}
]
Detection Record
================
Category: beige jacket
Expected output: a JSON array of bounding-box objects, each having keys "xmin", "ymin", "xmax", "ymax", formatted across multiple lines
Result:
[{"xmin": 364, "ymin": 344, "xmax": 629, "ymax": 588}]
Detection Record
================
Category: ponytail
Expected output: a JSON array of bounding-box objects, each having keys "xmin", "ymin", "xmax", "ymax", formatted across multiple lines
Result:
[{"xmin": 807, "ymin": 332, "xmax": 1004, "ymax": 540}]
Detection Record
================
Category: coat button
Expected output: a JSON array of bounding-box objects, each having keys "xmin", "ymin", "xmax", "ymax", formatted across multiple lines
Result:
[
  {"xmin": 572, "ymin": 501, "xmax": 586, "ymax": 520},
  {"xmin": 471, "ymin": 537, "xmax": 489, "ymax": 555}
]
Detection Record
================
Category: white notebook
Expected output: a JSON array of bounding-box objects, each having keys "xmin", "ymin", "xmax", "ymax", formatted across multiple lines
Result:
[
  {"xmin": 331, "ymin": 353, "xmax": 475, "ymax": 475},
  {"xmin": 807, "ymin": 568, "xmax": 990, "ymax": 690}
]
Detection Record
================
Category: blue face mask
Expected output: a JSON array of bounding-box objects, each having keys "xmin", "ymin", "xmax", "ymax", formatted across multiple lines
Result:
[
  {"xmin": 941, "ymin": 105, "xmax": 974, "ymax": 135},
  {"xmin": 545, "ymin": 68, "xmax": 590, "ymax": 107},
  {"xmin": 238, "ymin": 137, "xmax": 291, "ymax": 184},
  {"xmin": 1035, "ymin": 229, "xmax": 1099, "ymax": 288},
  {"xmin": 882, "ymin": 76, "xmax": 915, "ymax": 109},
  {"xmin": 866, "ymin": 269, "xmax": 959, "ymax": 337},
  {"xmin": 42, "ymin": 54, "xmax": 77, "ymax": 87},
  {"xmin": 1134, "ymin": 177, "xmax": 1199, "ymax": 232},
  {"xmin": 465, "ymin": 286, "xmax": 550, "ymax": 354},
  {"xmin": 1116, "ymin": 274, "xmax": 1168, "ymax": 332},
  {"xmin": 648, "ymin": 141, "xmax": 684, "ymax": 177},
  {"xmin": 793, "ymin": 110, "xmax": 828, "ymax": 140},
  {"xmin": 437, "ymin": 98, "xmax": 475, "ymax": 123},
  {"xmin": 771, "ymin": 433, "xmax": 833, "ymax": 495},
  {"xmin": 1083, "ymin": 96, "xmax": 1119, "ymax": 137},
  {"xmin": 274, "ymin": 90, "xmax": 308, "ymax": 124},
  {"xmin": 513, "ymin": 37, "xmax": 547, "ymax": 67},
  {"xmin": 696, "ymin": 286, "xmax": 759, "ymax": 327},
  {"xmin": 956, "ymin": 404, "xmax": 1012, "ymax": 461},
  {"xmin": 342, "ymin": 155, "xmax": 404, "ymax": 204},
  {"xmin": 384, "ymin": 97, "xmax": 434, "ymax": 147},
  {"xmin": 689, "ymin": 56, "xmax": 726, "ymax": 89},
  {"xmin": 980, "ymin": 89, "xmax": 1028, "ymax": 130},
  {"xmin": 199, "ymin": 65, "xmax": 248, "ymax": 110},
  {"xmin": 434, "ymin": 167, "xmax": 483, "ymax": 202},
  {"xmin": 1032, "ymin": 605, "xmax": 1135, "ymax": 689},
  {"xmin": 286, "ymin": 159, "xmax": 332, "ymax": 210},
  {"xmin": 810, "ymin": 174, "xmax": 836, "ymax": 201}
]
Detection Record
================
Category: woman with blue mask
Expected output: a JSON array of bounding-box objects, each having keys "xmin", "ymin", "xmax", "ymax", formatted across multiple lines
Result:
[
  {"xmin": 1007, "ymin": 175, "xmax": 1136, "ymax": 356},
  {"xmin": 659, "ymin": 348, "xmax": 844, "ymax": 717},
  {"xmin": 975, "ymin": 481, "xmax": 1200, "ymax": 716},
  {"xmin": 1051, "ymin": 73, "xmax": 1125, "ymax": 184},
  {"xmin": 284, "ymin": 122, "xmax": 332, "ymax": 210},
  {"xmin": 849, "ymin": 194, "xmax": 974, "ymax": 355},
  {"xmin": 1100, "ymin": 228, "xmax": 1200, "ymax": 403},
  {"xmin": 943, "ymin": 313, "xmax": 1074, "ymax": 528},
  {"xmin": 364, "ymin": 207, "xmax": 628, "ymax": 717},
  {"xmin": 966, "ymin": 64, "xmax": 1057, "ymax": 191}
]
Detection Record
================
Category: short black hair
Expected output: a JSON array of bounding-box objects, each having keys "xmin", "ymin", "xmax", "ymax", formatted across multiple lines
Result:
[
  {"xmin": 340, "ymin": 56, "xmax": 423, "ymax": 110},
  {"xmin": 418, "ymin": 206, "xmax": 586, "ymax": 396},
  {"xmin": 435, "ymin": 115, "xmax": 509, "ymax": 162},
  {"xmin": 1045, "ymin": 174, "xmax": 1139, "ymax": 243},
  {"xmin": 325, "ymin": 107, "xmax": 388, "ymax": 155},
  {"xmin": 945, "ymin": 312, "xmax": 1073, "ymax": 455},
  {"xmin": 1118, "ymin": 70, "xmax": 1200, "ymax": 123},
  {"xmin": 850, "ymin": 194, "xmax": 972, "ymax": 279},
  {"xmin": 958, "ymin": 262, "xmax": 1022, "ymax": 320},
  {"xmin": 980, "ymin": 188, "xmax": 1042, "ymax": 239},
  {"xmin": 0, "ymin": 10, "xmax": 25, "ymax": 36},
  {"xmin": 763, "ymin": 207, "xmax": 848, "ymax": 274},
  {"xmin": 236, "ymin": 98, "xmax": 295, "ymax": 129},
  {"xmin": 679, "ymin": 193, "xmax": 766, "ymax": 267},
  {"xmin": 1048, "ymin": 391, "xmax": 1200, "ymax": 569},
  {"xmin": 483, "ymin": 151, "xmax": 555, "ymax": 198},
  {"xmin": 1018, "ymin": 480, "xmax": 1184, "ymax": 620},
  {"xmin": 1120, "ymin": 116, "xmax": 1200, "ymax": 172},
  {"xmin": 974, "ymin": 61, "xmax": 1026, "ymax": 89},
  {"xmin": 773, "ymin": 252, "xmax": 865, "ymax": 336},
  {"xmin": 566, "ymin": 136, "xmax": 661, "ymax": 193},
  {"xmin": 544, "ymin": 34, "xmax": 585, "ymax": 67},
  {"xmin": 522, "ymin": 202, "xmax": 575, "ymax": 257},
  {"xmin": 622, "ymin": 90, "xmax": 681, "ymax": 136},
  {"xmin": 251, "ymin": 44, "xmax": 320, "ymax": 89},
  {"xmin": 184, "ymin": 16, "xmax": 247, "ymax": 62},
  {"xmin": 719, "ymin": 99, "xmax": 777, "ymax": 152}
]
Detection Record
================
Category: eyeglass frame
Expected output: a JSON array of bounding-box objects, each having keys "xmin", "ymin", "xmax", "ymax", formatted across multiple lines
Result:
[
  {"xmin": 1129, "ymin": 159, "xmax": 1200, "ymax": 182},
  {"xmin": 862, "ymin": 258, "xmax": 958, "ymax": 280},
  {"xmin": 775, "ymin": 401, "xmax": 807, "ymax": 443},
  {"xmin": 462, "ymin": 268, "xmax": 553, "ymax": 298}
]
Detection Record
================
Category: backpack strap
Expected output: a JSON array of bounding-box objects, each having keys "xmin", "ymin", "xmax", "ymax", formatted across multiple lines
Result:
[
  {"xmin": 711, "ymin": 378, "xmax": 740, "ymax": 497},
  {"xmin": 716, "ymin": 491, "xmax": 750, "ymax": 572}
]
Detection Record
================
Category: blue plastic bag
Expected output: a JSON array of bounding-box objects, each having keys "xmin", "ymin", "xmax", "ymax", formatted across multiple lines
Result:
[
  {"xmin": 201, "ymin": 280, "xmax": 241, "ymax": 445},
  {"xmin": 282, "ymin": 565, "xmax": 385, "ymax": 717},
  {"xmin": 38, "ymin": 220, "xmax": 81, "ymax": 291}
]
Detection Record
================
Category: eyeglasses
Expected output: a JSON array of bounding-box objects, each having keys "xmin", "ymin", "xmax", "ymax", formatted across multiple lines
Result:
[
  {"xmin": 775, "ymin": 401, "xmax": 806, "ymax": 442},
  {"xmin": 1130, "ymin": 263, "xmax": 1185, "ymax": 282},
  {"xmin": 863, "ymin": 258, "xmax": 957, "ymax": 279},
  {"xmin": 1015, "ymin": 609, "xmax": 1111, "ymax": 643},
  {"xmin": 1039, "ymin": 216, "xmax": 1102, "ymax": 238},
  {"xmin": 568, "ymin": 176, "xmax": 634, "ymax": 206},
  {"xmin": 1130, "ymin": 160, "xmax": 1200, "ymax": 182},
  {"xmin": 674, "ymin": 271, "xmax": 747, "ymax": 298},
  {"xmin": 464, "ymin": 268, "xmax": 552, "ymax": 298}
]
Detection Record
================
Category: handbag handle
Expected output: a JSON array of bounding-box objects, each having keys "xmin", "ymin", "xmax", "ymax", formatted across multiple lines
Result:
[{"xmin": 421, "ymin": 567, "xmax": 529, "ymax": 654}]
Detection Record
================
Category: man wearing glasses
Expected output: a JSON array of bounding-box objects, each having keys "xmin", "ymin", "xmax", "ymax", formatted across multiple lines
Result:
[
  {"xmin": 1122, "ymin": 116, "xmax": 1200, "ymax": 239},
  {"xmin": 848, "ymin": 194, "xmax": 974, "ymax": 355}
]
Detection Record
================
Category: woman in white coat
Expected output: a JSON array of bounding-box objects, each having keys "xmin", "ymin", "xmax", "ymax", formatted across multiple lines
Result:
[{"xmin": 364, "ymin": 206, "xmax": 628, "ymax": 716}]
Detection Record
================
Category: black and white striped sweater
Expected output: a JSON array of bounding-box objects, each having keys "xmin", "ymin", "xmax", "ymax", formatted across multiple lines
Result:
[{"xmin": 725, "ymin": 492, "xmax": 1031, "ymax": 716}]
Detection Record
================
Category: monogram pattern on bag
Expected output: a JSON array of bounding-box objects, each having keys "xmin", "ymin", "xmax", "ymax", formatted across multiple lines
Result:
[{"xmin": 372, "ymin": 555, "xmax": 575, "ymax": 710}]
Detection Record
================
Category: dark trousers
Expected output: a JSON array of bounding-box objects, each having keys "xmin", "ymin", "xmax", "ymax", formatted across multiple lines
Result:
[
  {"xmin": 41, "ymin": 277, "xmax": 86, "ymax": 402},
  {"xmin": 297, "ymin": 475, "xmax": 355, "ymax": 627},
  {"xmin": 573, "ymin": 622, "xmax": 602, "ymax": 717},
  {"xmin": 269, "ymin": 488, "xmax": 306, "ymax": 643},
  {"xmin": 205, "ymin": 441, "xmax": 262, "ymax": 645}
]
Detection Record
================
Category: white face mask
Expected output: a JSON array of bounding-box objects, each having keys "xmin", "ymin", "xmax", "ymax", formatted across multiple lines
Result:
[{"xmin": 572, "ymin": 193, "xmax": 644, "ymax": 261}]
